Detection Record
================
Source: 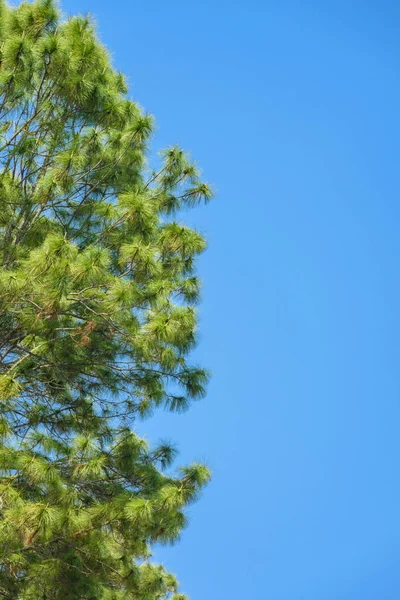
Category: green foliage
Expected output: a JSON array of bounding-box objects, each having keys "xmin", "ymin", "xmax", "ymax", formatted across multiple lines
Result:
[{"xmin": 0, "ymin": 1, "xmax": 212, "ymax": 597}]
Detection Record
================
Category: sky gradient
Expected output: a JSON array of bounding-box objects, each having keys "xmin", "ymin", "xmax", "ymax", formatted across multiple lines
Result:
[{"xmin": 62, "ymin": 1, "xmax": 400, "ymax": 598}]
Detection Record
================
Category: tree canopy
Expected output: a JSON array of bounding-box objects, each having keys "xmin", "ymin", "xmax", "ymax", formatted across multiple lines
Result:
[{"xmin": 0, "ymin": 1, "xmax": 212, "ymax": 597}]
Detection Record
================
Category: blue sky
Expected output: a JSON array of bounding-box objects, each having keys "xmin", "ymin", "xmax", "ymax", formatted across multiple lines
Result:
[{"xmin": 63, "ymin": 1, "xmax": 400, "ymax": 598}]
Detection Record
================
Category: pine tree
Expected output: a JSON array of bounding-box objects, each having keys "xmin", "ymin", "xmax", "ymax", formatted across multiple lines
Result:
[{"xmin": 0, "ymin": 1, "xmax": 212, "ymax": 597}]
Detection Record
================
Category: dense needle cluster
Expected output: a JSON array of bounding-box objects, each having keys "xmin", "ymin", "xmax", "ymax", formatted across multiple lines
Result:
[{"xmin": 0, "ymin": 1, "xmax": 212, "ymax": 597}]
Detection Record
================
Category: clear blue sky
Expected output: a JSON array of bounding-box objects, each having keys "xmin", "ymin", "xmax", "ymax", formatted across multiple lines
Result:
[{"xmin": 64, "ymin": 1, "xmax": 400, "ymax": 597}]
